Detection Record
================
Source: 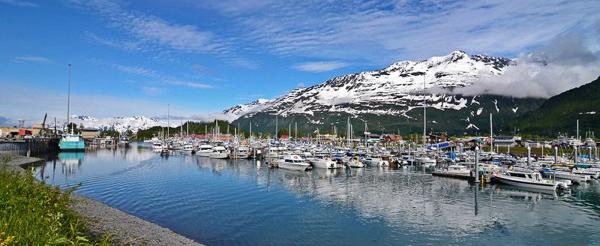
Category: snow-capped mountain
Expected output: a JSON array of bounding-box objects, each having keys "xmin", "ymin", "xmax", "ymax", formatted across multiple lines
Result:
[
  {"xmin": 222, "ymin": 99, "xmax": 273, "ymax": 121},
  {"xmin": 225, "ymin": 51, "xmax": 512, "ymax": 119},
  {"xmin": 224, "ymin": 50, "xmax": 543, "ymax": 134},
  {"xmin": 68, "ymin": 115, "xmax": 173, "ymax": 133}
]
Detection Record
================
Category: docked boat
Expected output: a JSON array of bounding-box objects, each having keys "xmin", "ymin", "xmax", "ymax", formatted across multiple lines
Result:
[
  {"xmin": 552, "ymin": 170, "xmax": 591, "ymax": 184},
  {"xmin": 118, "ymin": 136, "xmax": 129, "ymax": 148},
  {"xmin": 209, "ymin": 146, "xmax": 229, "ymax": 159},
  {"xmin": 196, "ymin": 144, "xmax": 214, "ymax": 157},
  {"xmin": 362, "ymin": 156, "xmax": 389, "ymax": 167},
  {"xmin": 415, "ymin": 156, "xmax": 436, "ymax": 168},
  {"xmin": 152, "ymin": 141, "xmax": 164, "ymax": 152},
  {"xmin": 432, "ymin": 164, "xmax": 471, "ymax": 179},
  {"xmin": 276, "ymin": 155, "xmax": 311, "ymax": 171},
  {"xmin": 229, "ymin": 146, "xmax": 250, "ymax": 159},
  {"xmin": 309, "ymin": 157, "xmax": 341, "ymax": 169},
  {"xmin": 493, "ymin": 170, "xmax": 569, "ymax": 191},
  {"xmin": 59, "ymin": 133, "xmax": 85, "ymax": 151},
  {"xmin": 344, "ymin": 156, "xmax": 365, "ymax": 168},
  {"xmin": 182, "ymin": 143, "xmax": 196, "ymax": 154},
  {"xmin": 572, "ymin": 167, "xmax": 600, "ymax": 179}
]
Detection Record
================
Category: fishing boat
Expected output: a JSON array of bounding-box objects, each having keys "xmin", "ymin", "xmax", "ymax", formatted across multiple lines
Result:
[
  {"xmin": 276, "ymin": 154, "xmax": 311, "ymax": 171},
  {"xmin": 432, "ymin": 164, "xmax": 471, "ymax": 179},
  {"xmin": 210, "ymin": 146, "xmax": 229, "ymax": 159},
  {"xmin": 59, "ymin": 133, "xmax": 85, "ymax": 151},
  {"xmin": 493, "ymin": 170, "xmax": 569, "ymax": 192},
  {"xmin": 59, "ymin": 64, "xmax": 85, "ymax": 152}
]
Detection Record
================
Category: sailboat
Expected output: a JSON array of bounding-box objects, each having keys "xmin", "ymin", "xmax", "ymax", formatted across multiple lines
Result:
[{"xmin": 59, "ymin": 64, "xmax": 85, "ymax": 151}]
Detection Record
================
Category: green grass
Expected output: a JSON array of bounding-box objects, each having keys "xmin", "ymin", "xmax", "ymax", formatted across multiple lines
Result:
[{"xmin": 0, "ymin": 156, "xmax": 110, "ymax": 245}]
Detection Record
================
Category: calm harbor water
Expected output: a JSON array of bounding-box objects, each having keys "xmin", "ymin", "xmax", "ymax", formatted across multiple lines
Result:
[{"xmin": 34, "ymin": 144, "xmax": 600, "ymax": 245}]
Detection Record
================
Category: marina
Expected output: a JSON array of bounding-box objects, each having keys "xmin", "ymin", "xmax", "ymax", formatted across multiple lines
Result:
[{"xmin": 31, "ymin": 141, "xmax": 600, "ymax": 245}]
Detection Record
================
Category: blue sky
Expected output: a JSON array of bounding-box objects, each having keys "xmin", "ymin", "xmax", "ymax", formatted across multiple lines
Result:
[{"xmin": 0, "ymin": 0, "xmax": 599, "ymax": 123}]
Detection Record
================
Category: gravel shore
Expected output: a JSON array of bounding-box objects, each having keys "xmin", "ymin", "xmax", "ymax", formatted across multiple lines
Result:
[
  {"xmin": 70, "ymin": 196, "xmax": 202, "ymax": 245},
  {"xmin": 3, "ymin": 154, "xmax": 203, "ymax": 246}
]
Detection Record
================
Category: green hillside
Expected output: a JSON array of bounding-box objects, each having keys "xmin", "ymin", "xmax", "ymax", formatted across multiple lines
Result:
[
  {"xmin": 233, "ymin": 95, "xmax": 545, "ymax": 137},
  {"xmin": 516, "ymin": 76, "xmax": 600, "ymax": 136}
]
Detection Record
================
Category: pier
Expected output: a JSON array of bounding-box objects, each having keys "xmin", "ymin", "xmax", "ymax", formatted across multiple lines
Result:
[{"xmin": 0, "ymin": 138, "xmax": 59, "ymax": 156}]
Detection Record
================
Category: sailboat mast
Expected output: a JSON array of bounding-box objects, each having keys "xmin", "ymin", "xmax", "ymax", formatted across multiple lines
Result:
[
  {"xmin": 490, "ymin": 113, "xmax": 493, "ymax": 152},
  {"xmin": 423, "ymin": 74, "xmax": 427, "ymax": 145},
  {"xmin": 66, "ymin": 64, "xmax": 71, "ymax": 131},
  {"xmin": 167, "ymin": 104, "xmax": 170, "ymax": 138}
]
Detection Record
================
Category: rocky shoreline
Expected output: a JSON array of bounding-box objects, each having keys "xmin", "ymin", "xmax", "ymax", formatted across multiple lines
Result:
[{"xmin": 4, "ymin": 155, "xmax": 203, "ymax": 246}]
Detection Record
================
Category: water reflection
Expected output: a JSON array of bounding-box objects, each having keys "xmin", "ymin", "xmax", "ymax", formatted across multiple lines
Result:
[{"xmin": 33, "ymin": 146, "xmax": 600, "ymax": 245}]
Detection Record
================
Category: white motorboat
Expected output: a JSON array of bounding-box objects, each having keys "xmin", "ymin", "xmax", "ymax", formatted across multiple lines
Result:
[
  {"xmin": 276, "ymin": 155, "xmax": 311, "ymax": 171},
  {"xmin": 552, "ymin": 170, "xmax": 591, "ymax": 184},
  {"xmin": 362, "ymin": 156, "xmax": 389, "ymax": 167},
  {"xmin": 152, "ymin": 141, "xmax": 165, "ymax": 152},
  {"xmin": 182, "ymin": 143, "xmax": 195, "ymax": 154},
  {"xmin": 229, "ymin": 146, "xmax": 250, "ymax": 159},
  {"xmin": 572, "ymin": 168, "xmax": 600, "ymax": 179},
  {"xmin": 196, "ymin": 144, "xmax": 213, "ymax": 157},
  {"xmin": 345, "ymin": 156, "xmax": 365, "ymax": 168},
  {"xmin": 210, "ymin": 146, "xmax": 229, "ymax": 159},
  {"xmin": 494, "ymin": 170, "xmax": 569, "ymax": 191},
  {"xmin": 309, "ymin": 157, "xmax": 341, "ymax": 169},
  {"xmin": 432, "ymin": 164, "xmax": 471, "ymax": 179}
]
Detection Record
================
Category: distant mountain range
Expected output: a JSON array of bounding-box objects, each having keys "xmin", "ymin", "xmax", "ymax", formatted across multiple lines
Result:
[
  {"xmin": 224, "ymin": 50, "xmax": 547, "ymax": 136},
  {"xmin": 65, "ymin": 115, "xmax": 172, "ymax": 133}
]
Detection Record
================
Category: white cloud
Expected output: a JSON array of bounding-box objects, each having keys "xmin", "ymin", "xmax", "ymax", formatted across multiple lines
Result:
[
  {"xmin": 113, "ymin": 64, "xmax": 213, "ymax": 89},
  {"xmin": 12, "ymin": 56, "xmax": 51, "ymax": 63},
  {"xmin": 455, "ymin": 33, "xmax": 600, "ymax": 98},
  {"xmin": 72, "ymin": 0, "xmax": 254, "ymax": 67},
  {"xmin": 293, "ymin": 61, "xmax": 350, "ymax": 72},
  {"xmin": 209, "ymin": 0, "xmax": 600, "ymax": 65},
  {"xmin": 0, "ymin": 0, "xmax": 38, "ymax": 7}
]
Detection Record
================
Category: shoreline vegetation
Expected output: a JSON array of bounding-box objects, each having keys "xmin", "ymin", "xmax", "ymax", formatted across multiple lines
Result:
[
  {"xmin": 0, "ymin": 154, "xmax": 202, "ymax": 246},
  {"xmin": 0, "ymin": 155, "xmax": 109, "ymax": 245}
]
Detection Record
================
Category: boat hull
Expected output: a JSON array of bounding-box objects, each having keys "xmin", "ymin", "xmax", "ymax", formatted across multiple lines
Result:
[
  {"xmin": 59, "ymin": 140, "xmax": 85, "ymax": 151},
  {"xmin": 432, "ymin": 171, "xmax": 471, "ymax": 180},
  {"xmin": 279, "ymin": 162, "xmax": 310, "ymax": 171},
  {"xmin": 210, "ymin": 153, "xmax": 229, "ymax": 159},
  {"xmin": 494, "ymin": 176, "xmax": 559, "ymax": 191}
]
